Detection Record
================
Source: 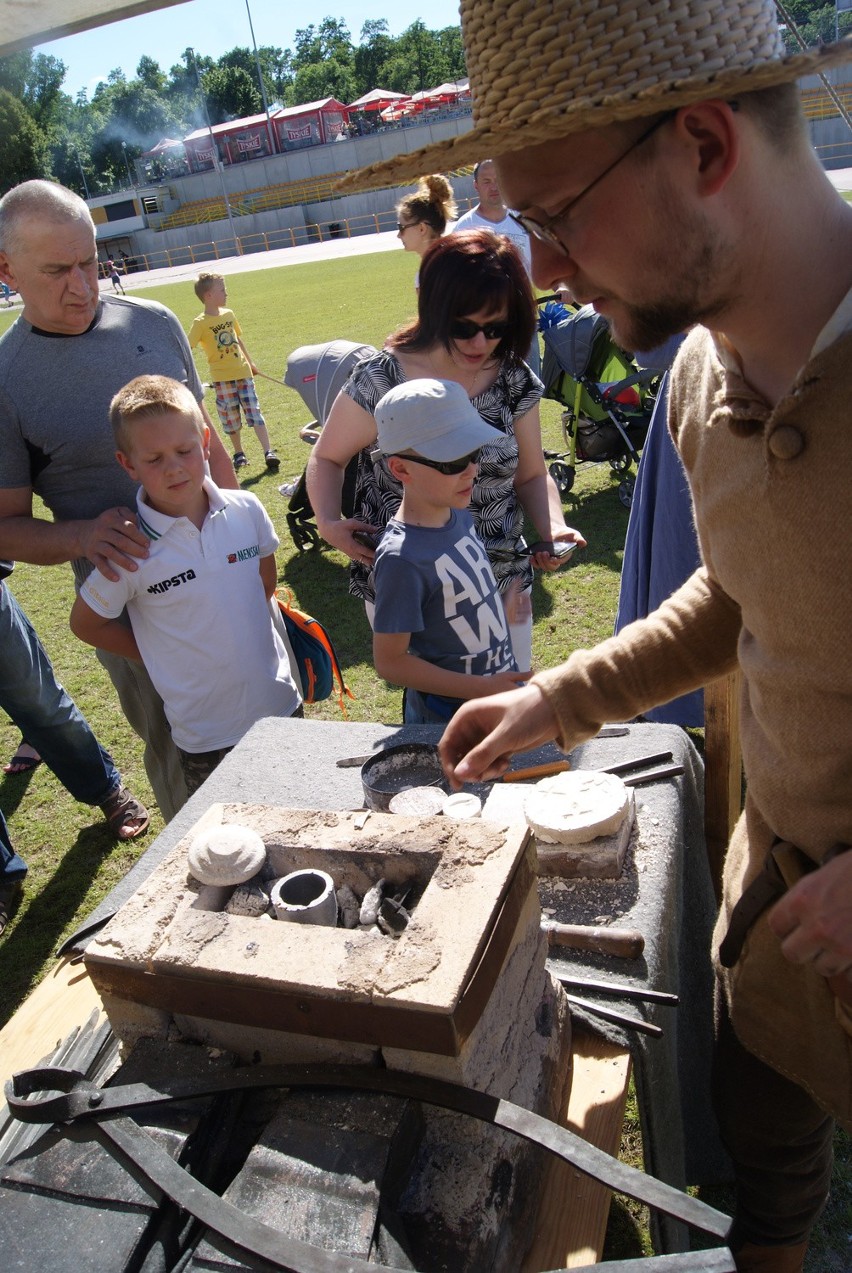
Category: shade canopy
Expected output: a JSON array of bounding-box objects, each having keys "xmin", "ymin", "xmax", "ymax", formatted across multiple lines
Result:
[
  {"xmin": 347, "ymin": 87, "xmax": 409, "ymax": 111},
  {"xmin": 141, "ymin": 136, "xmax": 184, "ymax": 156},
  {"xmin": 1, "ymin": 0, "xmax": 191, "ymax": 58}
]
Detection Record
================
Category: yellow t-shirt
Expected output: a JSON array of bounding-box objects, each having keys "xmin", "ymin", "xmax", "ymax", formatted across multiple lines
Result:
[{"xmin": 188, "ymin": 309, "xmax": 251, "ymax": 383}]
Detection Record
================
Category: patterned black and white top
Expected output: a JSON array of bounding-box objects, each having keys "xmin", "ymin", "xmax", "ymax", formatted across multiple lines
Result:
[{"xmin": 343, "ymin": 349, "xmax": 544, "ymax": 603}]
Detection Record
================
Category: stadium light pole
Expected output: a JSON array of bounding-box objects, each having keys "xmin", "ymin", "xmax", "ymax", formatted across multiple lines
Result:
[
  {"xmin": 244, "ymin": 0, "xmax": 277, "ymax": 154},
  {"xmin": 75, "ymin": 150, "xmax": 91, "ymax": 200},
  {"xmin": 120, "ymin": 141, "xmax": 133, "ymax": 189},
  {"xmin": 188, "ymin": 47, "xmax": 242, "ymax": 255}
]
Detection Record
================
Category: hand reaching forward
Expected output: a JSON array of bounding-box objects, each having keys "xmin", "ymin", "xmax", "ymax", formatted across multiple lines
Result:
[{"xmin": 439, "ymin": 683, "xmax": 560, "ymax": 787}]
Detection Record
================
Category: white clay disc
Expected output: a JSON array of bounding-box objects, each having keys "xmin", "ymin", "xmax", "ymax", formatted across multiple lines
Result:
[
  {"xmin": 523, "ymin": 771, "xmax": 629, "ymax": 844},
  {"xmin": 442, "ymin": 792, "xmax": 482, "ymax": 820},
  {"xmin": 187, "ymin": 823, "xmax": 267, "ymax": 886},
  {"xmin": 388, "ymin": 786, "xmax": 446, "ymax": 816}
]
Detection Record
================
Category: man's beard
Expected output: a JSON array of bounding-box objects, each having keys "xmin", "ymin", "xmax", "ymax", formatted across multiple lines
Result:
[{"xmin": 608, "ymin": 188, "xmax": 733, "ymax": 355}]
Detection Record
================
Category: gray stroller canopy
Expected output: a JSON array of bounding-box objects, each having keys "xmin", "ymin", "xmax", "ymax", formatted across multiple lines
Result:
[{"xmin": 284, "ymin": 340, "xmax": 376, "ymax": 426}]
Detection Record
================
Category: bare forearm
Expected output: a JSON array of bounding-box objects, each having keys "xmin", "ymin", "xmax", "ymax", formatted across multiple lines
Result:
[
  {"xmin": 70, "ymin": 601, "xmax": 142, "ymax": 662},
  {"xmin": 306, "ymin": 452, "xmax": 345, "ymax": 534},
  {"xmin": 0, "ymin": 513, "xmax": 89, "ymax": 565},
  {"xmin": 375, "ymin": 649, "xmax": 521, "ymax": 700},
  {"xmin": 515, "ymin": 472, "xmax": 568, "ymax": 540},
  {"xmin": 535, "ymin": 567, "xmax": 741, "ymax": 748}
]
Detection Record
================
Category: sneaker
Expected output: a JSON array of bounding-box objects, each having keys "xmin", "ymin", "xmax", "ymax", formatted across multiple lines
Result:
[
  {"xmin": 233, "ymin": 452, "xmax": 248, "ymax": 471},
  {"xmin": 264, "ymin": 450, "xmax": 281, "ymax": 472},
  {"xmin": 278, "ymin": 479, "xmax": 299, "ymax": 498}
]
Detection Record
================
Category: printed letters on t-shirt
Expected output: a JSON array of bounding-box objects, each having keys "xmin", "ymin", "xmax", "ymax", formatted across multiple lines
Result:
[{"xmin": 435, "ymin": 534, "xmax": 512, "ymax": 672}]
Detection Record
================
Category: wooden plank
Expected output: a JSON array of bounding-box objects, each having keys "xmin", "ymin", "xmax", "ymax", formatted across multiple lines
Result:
[
  {"xmin": 703, "ymin": 670, "xmax": 743, "ymax": 902},
  {"xmin": 0, "ymin": 958, "xmax": 105, "ymax": 1079},
  {"xmin": 523, "ymin": 1029, "xmax": 632, "ymax": 1271}
]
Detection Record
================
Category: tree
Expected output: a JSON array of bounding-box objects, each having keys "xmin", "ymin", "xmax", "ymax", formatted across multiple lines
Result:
[
  {"xmin": 218, "ymin": 45, "xmax": 293, "ymax": 107},
  {"xmin": 202, "ymin": 65, "xmax": 262, "ymax": 123},
  {"xmin": 0, "ymin": 50, "xmax": 68, "ymax": 134},
  {"xmin": 354, "ymin": 19, "xmax": 393, "ymax": 96},
  {"xmin": 292, "ymin": 60, "xmax": 357, "ymax": 106},
  {"xmin": 0, "ymin": 89, "xmax": 50, "ymax": 191},
  {"xmin": 136, "ymin": 56, "xmax": 167, "ymax": 94},
  {"xmin": 293, "ymin": 18, "xmax": 353, "ymax": 69},
  {"xmin": 780, "ymin": 1, "xmax": 852, "ymax": 50}
]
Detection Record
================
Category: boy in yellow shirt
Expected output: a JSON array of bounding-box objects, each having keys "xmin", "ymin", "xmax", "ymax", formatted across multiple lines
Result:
[{"xmin": 188, "ymin": 272, "xmax": 279, "ymax": 473}]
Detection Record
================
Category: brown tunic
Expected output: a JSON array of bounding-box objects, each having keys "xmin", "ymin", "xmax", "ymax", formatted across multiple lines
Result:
[{"xmin": 534, "ymin": 325, "xmax": 852, "ymax": 1128}]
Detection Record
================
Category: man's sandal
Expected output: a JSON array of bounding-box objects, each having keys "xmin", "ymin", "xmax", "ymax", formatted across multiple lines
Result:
[
  {"xmin": 100, "ymin": 786, "xmax": 151, "ymax": 841},
  {"xmin": 4, "ymin": 741, "xmax": 42, "ymax": 775}
]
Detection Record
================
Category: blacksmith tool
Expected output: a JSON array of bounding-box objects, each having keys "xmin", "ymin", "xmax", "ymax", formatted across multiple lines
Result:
[
  {"xmin": 561, "ymin": 991, "xmax": 663, "ymax": 1038},
  {"xmin": 554, "ymin": 974, "xmax": 679, "ymax": 1007},
  {"xmin": 597, "ymin": 750, "xmax": 685, "ymax": 786},
  {"xmin": 541, "ymin": 919, "xmax": 645, "ymax": 960},
  {"xmin": 5, "ymin": 1063, "xmax": 734, "ymax": 1260}
]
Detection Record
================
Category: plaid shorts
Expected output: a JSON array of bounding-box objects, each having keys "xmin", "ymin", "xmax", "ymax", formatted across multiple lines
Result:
[{"xmin": 213, "ymin": 379, "xmax": 266, "ymax": 435}]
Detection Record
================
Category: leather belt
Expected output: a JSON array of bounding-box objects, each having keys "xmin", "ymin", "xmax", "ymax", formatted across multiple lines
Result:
[{"xmin": 720, "ymin": 839, "xmax": 850, "ymax": 969}]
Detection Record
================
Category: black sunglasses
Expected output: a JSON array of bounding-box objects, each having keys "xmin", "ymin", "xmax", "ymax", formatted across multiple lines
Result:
[
  {"xmin": 450, "ymin": 318, "xmax": 511, "ymax": 341},
  {"xmin": 397, "ymin": 220, "xmax": 419, "ymax": 232},
  {"xmin": 391, "ymin": 449, "xmax": 481, "ymax": 475}
]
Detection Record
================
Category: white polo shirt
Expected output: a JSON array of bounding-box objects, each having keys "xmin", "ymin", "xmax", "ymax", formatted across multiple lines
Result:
[{"xmin": 81, "ymin": 477, "xmax": 301, "ymax": 752}]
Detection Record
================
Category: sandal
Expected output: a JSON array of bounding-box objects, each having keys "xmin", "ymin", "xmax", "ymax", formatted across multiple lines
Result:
[
  {"xmin": 100, "ymin": 786, "xmax": 151, "ymax": 841},
  {"xmin": 3, "ymin": 740, "xmax": 42, "ymax": 775}
]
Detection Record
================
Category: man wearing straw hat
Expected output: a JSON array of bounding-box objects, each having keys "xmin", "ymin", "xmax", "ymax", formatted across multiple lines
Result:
[{"xmin": 342, "ymin": 2, "xmax": 852, "ymax": 1270}]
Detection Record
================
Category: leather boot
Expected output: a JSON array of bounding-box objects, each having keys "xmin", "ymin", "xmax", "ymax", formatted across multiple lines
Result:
[{"xmin": 733, "ymin": 1239, "xmax": 808, "ymax": 1272}]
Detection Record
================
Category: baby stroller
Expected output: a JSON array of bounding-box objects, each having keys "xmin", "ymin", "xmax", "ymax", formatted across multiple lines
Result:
[
  {"xmin": 540, "ymin": 302, "xmax": 661, "ymax": 507},
  {"xmin": 282, "ymin": 339, "xmax": 376, "ymax": 551}
]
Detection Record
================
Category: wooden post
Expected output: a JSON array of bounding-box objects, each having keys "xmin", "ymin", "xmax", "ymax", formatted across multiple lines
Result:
[{"xmin": 703, "ymin": 669, "xmax": 742, "ymax": 902}]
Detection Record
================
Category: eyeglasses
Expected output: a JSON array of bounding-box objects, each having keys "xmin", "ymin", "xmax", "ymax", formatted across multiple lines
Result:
[
  {"xmin": 390, "ymin": 449, "xmax": 481, "ymax": 475},
  {"xmin": 397, "ymin": 220, "xmax": 419, "ymax": 232},
  {"xmin": 509, "ymin": 113, "xmax": 672, "ymax": 255},
  {"xmin": 450, "ymin": 318, "xmax": 511, "ymax": 341}
]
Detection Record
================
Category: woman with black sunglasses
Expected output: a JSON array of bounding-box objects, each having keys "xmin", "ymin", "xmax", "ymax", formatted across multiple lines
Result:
[{"xmin": 307, "ymin": 229, "xmax": 585, "ymax": 670}]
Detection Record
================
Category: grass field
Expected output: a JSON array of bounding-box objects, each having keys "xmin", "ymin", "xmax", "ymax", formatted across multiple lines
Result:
[{"xmin": 0, "ymin": 250, "xmax": 848, "ymax": 1267}]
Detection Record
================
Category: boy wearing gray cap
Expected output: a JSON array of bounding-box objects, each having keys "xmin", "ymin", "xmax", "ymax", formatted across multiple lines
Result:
[{"xmin": 372, "ymin": 379, "xmax": 529, "ymax": 724}]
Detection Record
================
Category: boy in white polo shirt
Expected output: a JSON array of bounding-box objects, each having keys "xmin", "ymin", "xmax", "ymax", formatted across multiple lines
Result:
[{"xmin": 71, "ymin": 374, "xmax": 301, "ymax": 797}]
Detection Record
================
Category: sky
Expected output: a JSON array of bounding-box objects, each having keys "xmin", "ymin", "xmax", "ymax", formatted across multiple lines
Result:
[{"xmin": 33, "ymin": 0, "xmax": 463, "ymax": 100}]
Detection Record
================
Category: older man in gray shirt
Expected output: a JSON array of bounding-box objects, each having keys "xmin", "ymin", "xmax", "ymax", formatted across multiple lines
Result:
[{"xmin": 0, "ymin": 180, "xmax": 238, "ymax": 820}]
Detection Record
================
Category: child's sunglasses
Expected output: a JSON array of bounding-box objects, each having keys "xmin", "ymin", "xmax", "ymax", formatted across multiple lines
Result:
[
  {"xmin": 450, "ymin": 319, "xmax": 511, "ymax": 341},
  {"xmin": 391, "ymin": 449, "xmax": 481, "ymax": 475}
]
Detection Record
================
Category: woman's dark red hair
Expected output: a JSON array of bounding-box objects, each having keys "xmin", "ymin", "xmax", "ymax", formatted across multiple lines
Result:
[{"xmin": 389, "ymin": 228, "xmax": 536, "ymax": 365}]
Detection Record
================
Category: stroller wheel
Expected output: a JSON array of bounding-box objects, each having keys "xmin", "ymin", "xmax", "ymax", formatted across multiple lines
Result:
[
  {"xmin": 618, "ymin": 476, "xmax": 635, "ymax": 509},
  {"xmin": 609, "ymin": 452, "xmax": 631, "ymax": 474},
  {"xmin": 287, "ymin": 516, "xmax": 322, "ymax": 553},
  {"xmin": 550, "ymin": 461, "xmax": 576, "ymax": 494}
]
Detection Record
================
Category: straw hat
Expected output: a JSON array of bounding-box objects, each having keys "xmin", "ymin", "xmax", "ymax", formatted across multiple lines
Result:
[{"xmin": 338, "ymin": 0, "xmax": 852, "ymax": 192}]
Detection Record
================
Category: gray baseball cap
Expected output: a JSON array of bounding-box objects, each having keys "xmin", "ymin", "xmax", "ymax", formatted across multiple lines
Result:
[{"xmin": 375, "ymin": 378, "xmax": 502, "ymax": 461}]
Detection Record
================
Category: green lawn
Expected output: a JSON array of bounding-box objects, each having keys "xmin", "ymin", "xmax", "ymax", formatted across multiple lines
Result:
[{"xmin": 0, "ymin": 252, "xmax": 848, "ymax": 1269}]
